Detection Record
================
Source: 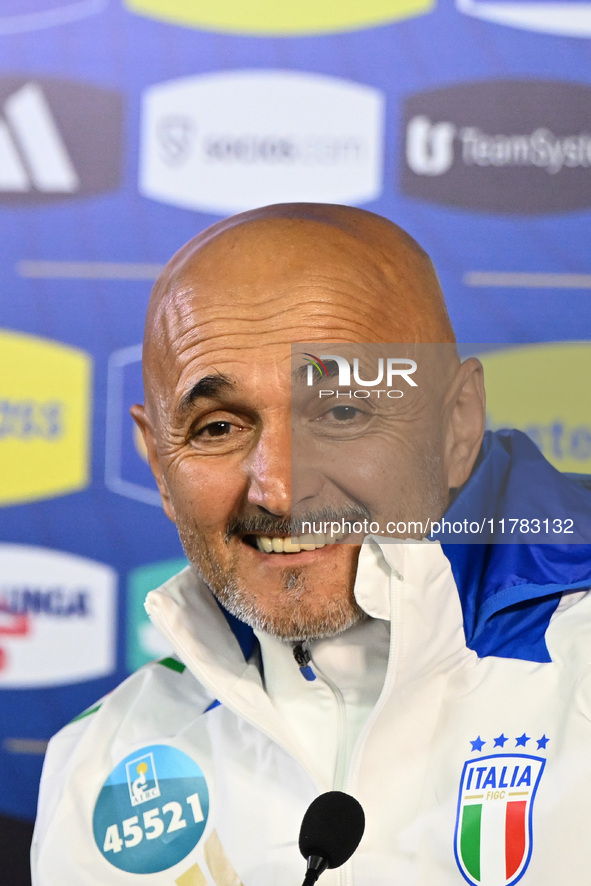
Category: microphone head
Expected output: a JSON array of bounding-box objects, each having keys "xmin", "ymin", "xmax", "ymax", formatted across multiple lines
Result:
[{"xmin": 298, "ymin": 791, "xmax": 365, "ymax": 870}]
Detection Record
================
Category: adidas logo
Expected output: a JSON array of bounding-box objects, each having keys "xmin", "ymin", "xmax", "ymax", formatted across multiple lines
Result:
[
  {"xmin": 0, "ymin": 82, "xmax": 79, "ymax": 193},
  {"xmin": 0, "ymin": 76, "xmax": 123, "ymax": 204}
]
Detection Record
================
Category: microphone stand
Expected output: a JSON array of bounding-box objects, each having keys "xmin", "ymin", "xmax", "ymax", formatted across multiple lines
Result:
[{"xmin": 301, "ymin": 855, "xmax": 329, "ymax": 886}]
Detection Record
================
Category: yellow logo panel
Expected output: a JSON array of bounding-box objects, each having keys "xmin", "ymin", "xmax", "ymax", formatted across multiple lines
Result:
[
  {"xmin": 480, "ymin": 343, "xmax": 591, "ymax": 474},
  {"xmin": 125, "ymin": 0, "xmax": 433, "ymax": 35},
  {"xmin": 0, "ymin": 330, "xmax": 91, "ymax": 505}
]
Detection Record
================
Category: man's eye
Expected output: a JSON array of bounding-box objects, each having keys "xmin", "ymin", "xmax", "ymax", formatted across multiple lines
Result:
[
  {"xmin": 329, "ymin": 406, "xmax": 362, "ymax": 421},
  {"xmin": 195, "ymin": 421, "xmax": 233, "ymax": 437},
  {"xmin": 188, "ymin": 416, "xmax": 251, "ymax": 454},
  {"xmin": 309, "ymin": 402, "xmax": 371, "ymax": 438}
]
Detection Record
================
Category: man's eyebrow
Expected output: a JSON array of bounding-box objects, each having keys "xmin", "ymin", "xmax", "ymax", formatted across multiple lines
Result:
[
  {"xmin": 293, "ymin": 359, "xmax": 341, "ymax": 385},
  {"xmin": 177, "ymin": 374, "xmax": 235, "ymax": 415}
]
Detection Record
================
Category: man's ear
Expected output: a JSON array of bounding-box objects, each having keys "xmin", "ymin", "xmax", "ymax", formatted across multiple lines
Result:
[
  {"xmin": 130, "ymin": 403, "xmax": 176, "ymax": 523},
  {"xmin": 443, "ymin": 357, "xmax": 486, "ymax": 489}
]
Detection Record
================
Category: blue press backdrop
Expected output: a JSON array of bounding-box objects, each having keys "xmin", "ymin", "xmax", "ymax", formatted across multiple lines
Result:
[{"xmin": 0, "ymin": 0, "xmax": 590, "ymax": 822}]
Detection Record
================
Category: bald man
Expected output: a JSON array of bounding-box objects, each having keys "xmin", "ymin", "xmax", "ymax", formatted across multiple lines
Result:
[{"xmin": 33, "ymin": 205, "xmax": 591, "ymax": 886}]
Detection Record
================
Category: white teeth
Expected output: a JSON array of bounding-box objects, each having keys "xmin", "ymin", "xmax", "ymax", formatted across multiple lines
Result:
[
  {"xmin": 282, "ymin": 538, "xmax": 302, "ymax": 553},
  {"xmin": 254, "ymin": 532, "xmax": 345, "ymax": 554},
  {"xmin": 298, "ymin": 534, "xmax": 324, "ymax": 545}
]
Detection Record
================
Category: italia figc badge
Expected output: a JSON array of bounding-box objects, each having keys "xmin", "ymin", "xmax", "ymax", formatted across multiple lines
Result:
[{"xmin": 454, "ymin": 733, "xmax": 548, "ymax": 885}]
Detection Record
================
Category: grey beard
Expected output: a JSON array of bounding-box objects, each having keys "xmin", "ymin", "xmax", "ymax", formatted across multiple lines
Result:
[
  {"xmin": 176, "ymin": 518, "xmax": 364, "ymax": 641},
  {"xmin": 173, "ymin": 444, "xmax": 446, "ymax": 641},
  {"xmin": 210, "ymin": 568, "xmax": 366, "ymax": 642}
]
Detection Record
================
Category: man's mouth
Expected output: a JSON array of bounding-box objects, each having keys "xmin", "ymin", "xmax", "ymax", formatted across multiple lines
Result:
[{"xmin": 245, "ymin": 532, "xmax": 345, "ymax": 554}]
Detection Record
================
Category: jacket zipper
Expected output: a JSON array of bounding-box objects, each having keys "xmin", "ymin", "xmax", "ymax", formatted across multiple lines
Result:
[
  {"xmin": 306, "ymin": 649, "xmax": 348, "ymax": 791},
  {"xmin": 339, "ymin": 564, "xmax": 402, "ymax": 886}
]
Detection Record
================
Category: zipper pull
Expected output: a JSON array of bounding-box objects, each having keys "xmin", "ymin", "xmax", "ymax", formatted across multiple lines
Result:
[{"xmin": 293, "ymin": 642, "xmax": 316, "ymax": 682}]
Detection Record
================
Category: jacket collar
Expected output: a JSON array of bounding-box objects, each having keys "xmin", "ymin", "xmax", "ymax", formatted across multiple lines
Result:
[{"xmin": 442, "ymin": 429, "xmax": 591, "ymax": 661}]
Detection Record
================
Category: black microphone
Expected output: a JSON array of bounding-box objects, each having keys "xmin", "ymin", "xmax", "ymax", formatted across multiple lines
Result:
[{"xmin": 298, "ymin": 790, "xmax": 365, "ymax": 885}]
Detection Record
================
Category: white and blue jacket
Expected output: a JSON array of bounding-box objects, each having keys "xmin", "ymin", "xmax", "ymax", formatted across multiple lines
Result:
[{"xmin": 32, "ymin": 431, "xmax": 591, "ymax": 886}]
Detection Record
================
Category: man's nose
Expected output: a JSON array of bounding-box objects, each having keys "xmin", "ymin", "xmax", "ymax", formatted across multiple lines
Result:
[
  {"xmin": 245, "ymin": 423, "xmax": 291, "ymax": 517},
  {"xmin": 291, "ymin": 419, "xmax": 335, "ymax": 504}
]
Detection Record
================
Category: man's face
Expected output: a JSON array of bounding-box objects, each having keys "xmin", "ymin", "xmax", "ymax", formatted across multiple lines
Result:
[
  {"xmin": 135, "ymin": 219, "xmax": 466, "ymax": 641},
  {"xmin": 290, "ymin": 343, "xmax": 452, "ymax": 544}
]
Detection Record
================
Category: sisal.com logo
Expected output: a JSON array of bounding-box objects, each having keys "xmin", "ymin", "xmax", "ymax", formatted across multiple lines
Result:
[
  {"xmin": 401, "ymin": 80, "xmax": 591, "ymax": 214},
  {"xmin": 0, "ymin": 76, "xmax": 123, "ymax": 204},
  {"xmin": 140, "ymin": 70, "xmax": 384, "ymax": 214}
]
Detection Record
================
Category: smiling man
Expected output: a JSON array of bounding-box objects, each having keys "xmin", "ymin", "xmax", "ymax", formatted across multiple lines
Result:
[
  {"xmin": 130, "ymin": 204, "xmax": 483, "ymax": 642},
  {"xmin": 33, "ymin": 205, "xmax": 591, "ymax": 886}
]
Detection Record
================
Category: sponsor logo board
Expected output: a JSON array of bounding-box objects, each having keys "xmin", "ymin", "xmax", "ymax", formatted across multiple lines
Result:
[
  {"xmin": 105, "ymin": 344, "xmax": 162, "ymax": 506},
  {"xmin": 125, "ymin": 0, "xmax": 433, "ymax": 35},
  {"xmin": 127, "ymin": 559, "xmax": 188, "ymax": 671},
  {"xmin": 139, "ymin": 70, "xmax": 384, "ymax": 214},
  {"xmin": 479, "ymin": 343, "xmax": 591, "ymax": 474},
  {"xmin": 0, "ymin": 76, "xmax": 122, "ymax": 204},
  {"xmin": 0, "ymin": 329, "xmax": 91, "ymax": 505},
  {"xmin": 456, "ymin": 0, "xmax": 591, "ymax": 38},
  {"xmin": 0, "ymin": 545, "xmax": 116, "ymax": 687},
  {"xmin": 402, "ymin": 80, "xmax": 591, "ymax": 214}
]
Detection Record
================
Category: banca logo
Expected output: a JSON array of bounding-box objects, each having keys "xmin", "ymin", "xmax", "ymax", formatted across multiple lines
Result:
[
  {"xmin": 0, "ymin": 76, "xmax": 122, "ymax": 204},
  {"xmin": 402, "ymin": 80, "xmax": 591, "ymax": 214},
  {"xmin": 0, "ymin": 545, "xmax": 116, "ymax": 688},
  {"xmin": 139, "ymin": 70, "xmax": 384, "ymax": 214}
]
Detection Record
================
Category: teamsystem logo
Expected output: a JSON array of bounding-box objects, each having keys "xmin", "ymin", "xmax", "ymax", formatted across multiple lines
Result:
[
  {"xmin": 401, "ymin": 80, "xmax": 591, "ymax": 214},
  {"xmin": 139, "ymin": 70, "xmax": 384, "ymax": 214},
  {"xmin": 126, "ymin": 0, "xmax": 433, "ymax": 35},
  {"xmin": 0, "ymin": 544, "xmax": 116, "ymax": 688},
  {"xmin": 303, "ymin": 353, "xmax": 417, "ymax": 398},
  {"xmin": 456, "ymin": 0, "xmax": 591, "ymax": 38},
  {"xmin": 0, "ymin": 76, "xmax": 122, "ymax": 204}
]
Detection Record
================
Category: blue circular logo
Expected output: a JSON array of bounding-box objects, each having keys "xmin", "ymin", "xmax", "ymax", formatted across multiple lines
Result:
[{"xmin": 93, "ymin": 744, "xmax": 209, "ymax": 874}]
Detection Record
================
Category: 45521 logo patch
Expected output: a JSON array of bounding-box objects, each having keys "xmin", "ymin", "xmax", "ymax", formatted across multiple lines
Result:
[{"xmin": 454, "ymin": 734, "xmax": 548, "ymax": 885}]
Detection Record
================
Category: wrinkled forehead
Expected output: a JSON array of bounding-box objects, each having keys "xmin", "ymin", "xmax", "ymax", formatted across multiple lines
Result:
[
  {"xmin": 142, "ymin": 213, "xmax": 455, "ymax": 408},
  {"xmin": 152, "ymin": 216, "xmax": 416, "ymax": 309}
]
